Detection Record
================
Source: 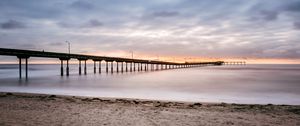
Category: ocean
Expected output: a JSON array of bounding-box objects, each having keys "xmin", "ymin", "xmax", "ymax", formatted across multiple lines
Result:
[{"xmin": 0, "ymin": 64, "xmax": 299, "ymax": 105}]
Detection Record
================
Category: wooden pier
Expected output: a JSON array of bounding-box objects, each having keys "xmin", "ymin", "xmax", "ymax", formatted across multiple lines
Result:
[{"xmin": 0, "ymin": 48, "xmax": 226, "ymax": 79}]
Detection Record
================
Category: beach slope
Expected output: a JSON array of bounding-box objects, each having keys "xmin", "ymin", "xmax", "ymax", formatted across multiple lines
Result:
[{"xmin": 0, "ymin": 92, "xmax": 299, "ymax": 126}]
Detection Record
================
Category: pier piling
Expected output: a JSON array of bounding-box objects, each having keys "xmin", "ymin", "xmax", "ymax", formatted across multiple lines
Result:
[
  {"xmin": 79, "ymin": 60, "xmax": 82, "ymax": 75},
  {"xmin": 130, "ymin": 62, "xmax": 132, "ymax": 72},
  {"xmin": 66, "ymin": 60, "xmax": 69, "ymax": 76},
  {"xmin": 111, "ymin": 62, "xmax": 113, "ymax": 73},
  {"xmin": 19, "ymin": 58, "xmax": 22, "ymax": 79},
  {"xmin": 117, "ymin": 62, "xmax": 119, "ymax": 73},
  {"xmin": 84, "ymin": 60, "xmax": 87, "ymax": 75},
  {"xmin": 106, "ymin": 61, "xmax": 108, "ymax": 73},
  {"xmin": 60, "ymin": 60, "xmax": 63, "ymax": 76},
  {"xmin": 99, "ymin": 61, "xmax": 101, "ymax": 74},
  {"xmin": 133, "ymin": 62, "xmax": 136, "ymax": 71},
  {"xmin": 94, "ymin": 61, "xmax": 96, "ymax": 74},
  {"xmin": 126, "ymin": 62, "xmax": 128, "ymax": 72},
  {"xmin": 121, "ymin": 62, "xmax": 124, "ymax": 73}
]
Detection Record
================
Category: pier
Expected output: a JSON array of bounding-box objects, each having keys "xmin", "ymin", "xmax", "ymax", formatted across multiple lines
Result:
[
  {"xmin": 0, "ymin": 48, "xmax": 226, "ymax": 79},
  {"xmin": 224, "ymin": 61, "xmax": 246, "ymax": 65}
]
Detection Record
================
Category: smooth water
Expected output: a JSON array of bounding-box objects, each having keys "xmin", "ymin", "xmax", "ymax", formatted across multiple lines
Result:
[{"xmin": 0, "ymin": 64, "xmax": 299, "ymax": 105}]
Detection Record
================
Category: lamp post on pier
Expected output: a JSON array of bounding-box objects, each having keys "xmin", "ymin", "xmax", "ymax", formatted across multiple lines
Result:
[
  {"xmin": 65, "ymin": 41, "xmax": 70, "ymax": 76},
  {"xmin": 65, "ymin": 41, "xmax": 70, "ymax": 54}
]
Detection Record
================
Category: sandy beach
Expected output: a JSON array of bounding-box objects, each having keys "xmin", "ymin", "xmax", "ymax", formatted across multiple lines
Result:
[{"xmin": 0, "ymin": 92, "xmax": 299, "ymax": 126}]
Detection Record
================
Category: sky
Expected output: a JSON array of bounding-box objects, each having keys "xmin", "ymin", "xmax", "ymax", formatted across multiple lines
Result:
[{"xmin": 0, "ymin": 0, "xmax": 300, "ymax": 63}]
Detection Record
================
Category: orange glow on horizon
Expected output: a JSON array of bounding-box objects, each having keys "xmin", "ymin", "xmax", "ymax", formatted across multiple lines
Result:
[{"xmin": 0, "ymin": 51, "xmax": 299, "ymax": 64}]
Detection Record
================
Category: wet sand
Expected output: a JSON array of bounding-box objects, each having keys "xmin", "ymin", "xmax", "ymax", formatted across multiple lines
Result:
[{"xmin": 0, "ymin": 92, "xmax": 299, "ymax": 126}]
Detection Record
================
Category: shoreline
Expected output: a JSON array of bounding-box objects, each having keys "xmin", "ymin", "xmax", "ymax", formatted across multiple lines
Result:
[
  {"xmin": 1, "ymin": 92, "xmax": 300, "ymax": 126},
  {"xmin": 0, "ymin": 91, "xmax": 298, "ymax": 106}
]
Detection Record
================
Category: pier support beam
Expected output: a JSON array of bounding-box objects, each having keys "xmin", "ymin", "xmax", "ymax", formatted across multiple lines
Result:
[
  {"xmin": 99, "ymin": 61, "xmax": 101, "ymax": 74},
  {"xmin": 117, "ymin": 62, "xmax": 119, "ymax": 73},
  {"xmin": 106, "ymin": 61, "xmax": 108, "ymax": 73},
  {"xmin": 84, "ymin": 60, "xmax": 87, "ymax": 75},
  {"xmin": 126, "ymin": 62, "xmax": 128, "ymax": 72},
  {"xmin": 111, "ymin": 62, "xmax": 113, "ymax": 73},
  {"xmin": 25, "ymin": 58, "xmax": 28, "ymax": 78},
  {"xmin": 59, "ymin": 57, "xmax": 70, "ymax": 76},
  {"xmin": 19, "ymin": 58, "xmax": 22, "ymax": 79},
  {"xmin": 17, "ymin": 56, "xmax": 30, "ymax": 79},
  {"xmin": 130, "ymin": 62, "xmax": 132, "ymax": 72},
  {"xmin": 60, "ymin": 60, "xmax": 63, "ymax": 76},
  {"xmin": 66, "ymin": 60, "xmax": 69, "ymax": 76},
  {"xmin": 78, "ymin": 58, "xmax": 87, "ymax": 75},
  {"xmin": 79, "ymin": 60, "xmax": 82, "ymax": 75},
  {"xmin": 94, "ymin": 61, "xmax": 96, "ymax": 74},
  {"xmin": 121, "ymin": 62, "xmax": 124, "ymax": 73}
]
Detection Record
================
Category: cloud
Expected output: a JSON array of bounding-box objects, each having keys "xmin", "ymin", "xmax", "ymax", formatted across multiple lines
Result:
[
  {"xmin": 139, "ymin": 11, "xmax": 180, "ymax": 25},
  {"xmin": 83, "ymin": 19, "xmax": 103, "ymax": 27},
  {"xmin": 0, "ymin": 20, "xmax": 26, "ymax": 29},
  {"xmin": 0, "ymin": 0, "xmax": 63, "ymax": 19},
  {"xmin": 70, "ymin": 0, "xmax": 94, "ymax": 10},
  {"xmin": 260, "ymin": 10, "xmax": 278, "ymax": 21},
  {"xmin": 48, "ymin": 42, "xmax": 63, "ymax": 46},
  {"xmin": 57, "ymin": 19, "xmax": 103, "ymax": 28},
  {"xmin": 56, "ymin": 22, "xmax": 75, "ymax": 28},
  {"xmin": 294, "ymin": 22, "xmax": 300, "ymax": 30},
  {"xmin": 151, "ymin": 11, "xmax": 179, "ymax": 17},
  {"xmin": 283, "ymin": 1, "xmax": 300, "ymax": 12},
  {"xmin": 0, "ymin": 0, "xmax": 300, "ymax": 60}
]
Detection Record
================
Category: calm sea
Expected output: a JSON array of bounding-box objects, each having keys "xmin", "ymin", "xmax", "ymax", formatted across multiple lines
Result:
[{"xmin": 0, "ymin": 64, "xmax": 299, "ymax": 105}]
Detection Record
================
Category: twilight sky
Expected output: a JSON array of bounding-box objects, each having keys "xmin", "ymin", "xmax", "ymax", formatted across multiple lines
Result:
[{"xmin": 0, "ymin": 0, "xmax": 300, "ymax": 63}]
